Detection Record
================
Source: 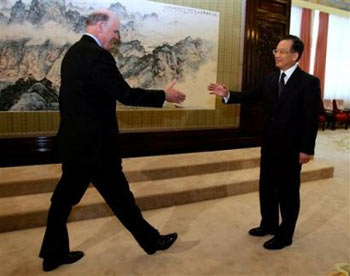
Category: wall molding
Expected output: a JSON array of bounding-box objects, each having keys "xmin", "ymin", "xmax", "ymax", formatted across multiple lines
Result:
[{"xmin": 293, "ymin": 0, "xmax": 350, "ymax": 17}]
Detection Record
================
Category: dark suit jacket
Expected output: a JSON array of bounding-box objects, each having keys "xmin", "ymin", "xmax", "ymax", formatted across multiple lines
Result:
[
  {"xmin": 227, "ymin": 66, "xmax": 321, "ymax": 162},
  {"xmin": 57, "ymin": 35, "xmax": 165, "ymax": 165}
]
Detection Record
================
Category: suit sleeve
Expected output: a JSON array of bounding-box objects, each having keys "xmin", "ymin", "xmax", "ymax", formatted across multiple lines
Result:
[
  {"xmin": 226, "ymin": 81, "xmax": 264, "ymax": 104},
  {"xmin": 91, "ymin": 49, "xmax": 165, "ymax": 107},
  {"xmin": 301, "ymin": 77, "xmax": 321, "ymax": 155}
]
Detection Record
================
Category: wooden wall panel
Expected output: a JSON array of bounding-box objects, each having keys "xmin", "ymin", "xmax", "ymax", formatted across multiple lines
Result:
[
  {"xmin": 240, "ymin": 0, "xmax": 291, "ymax": 134},
  {"xmin": 0, "ymin": 0, "xmax": 292, "ymax": 167}
]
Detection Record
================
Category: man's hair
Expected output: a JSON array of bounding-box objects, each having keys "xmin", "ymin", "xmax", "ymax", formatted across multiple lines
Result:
[
  {"xmin": 86, "ymin": 12, "xmax": 109, "ymax": 26},
  {"xmin": 281, "ymin": 34, "xmax": 304, "ymax": 61}
]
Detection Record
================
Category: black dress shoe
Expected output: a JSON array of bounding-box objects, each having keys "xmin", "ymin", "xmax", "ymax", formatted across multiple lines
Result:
[
  {"xmin": 263, "ymin": 237, "xmax": 292, "ymax": 250},
  {"xmin": 145, "ymin": 233, "xmax": 178, "ymax": 255},
  {"xmin": 42, "ymin": 251, "xmax": 84, "ymax": 272},
  {"xmin": 249, "ymin": 227, "xmax": 276, "ymax": 237}
]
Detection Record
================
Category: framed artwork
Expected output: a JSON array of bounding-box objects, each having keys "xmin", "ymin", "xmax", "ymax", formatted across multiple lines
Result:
[{"xmin": 0, "ymin": 0, "xmax": 245, "ymax": 136}]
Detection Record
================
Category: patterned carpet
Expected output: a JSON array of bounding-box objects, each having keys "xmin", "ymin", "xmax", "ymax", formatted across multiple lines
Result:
[{"xmin": 319, "ymin": 129, "xmax": 350, "ymax": 151}]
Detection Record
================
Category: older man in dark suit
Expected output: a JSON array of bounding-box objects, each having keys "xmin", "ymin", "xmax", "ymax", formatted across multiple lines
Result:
[
  {"xmin": 39, "ymin": 9, "xmax": 185, "ymax": 272},
  {"xmin": 208, "ymin": 35, "xmax": 320, "ymax": 250}
]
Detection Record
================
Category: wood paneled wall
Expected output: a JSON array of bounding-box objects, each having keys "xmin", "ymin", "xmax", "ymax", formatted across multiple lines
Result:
[
  {"xmin": 240, "ymin": 0, "xmax": 290, "ymax": 134},
  {"xmin": 0, "ymin": 0, "xmax": 292, "ymax": 167}
]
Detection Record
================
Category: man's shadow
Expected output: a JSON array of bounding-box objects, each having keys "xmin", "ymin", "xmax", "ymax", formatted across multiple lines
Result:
[{"xmin": 73, "ymin": 198, "xmax": 218, "ymax": 254}]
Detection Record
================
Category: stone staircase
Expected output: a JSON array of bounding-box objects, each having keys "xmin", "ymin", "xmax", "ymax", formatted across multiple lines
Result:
[{"xmin": 0, "ymin": 148, "xmax": 334, "ymax": 233}]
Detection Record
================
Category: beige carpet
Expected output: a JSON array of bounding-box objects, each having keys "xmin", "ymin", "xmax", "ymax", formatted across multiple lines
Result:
[{"xmin": 0, "ymin": 129, "xmax": 349, "ymax": 276}]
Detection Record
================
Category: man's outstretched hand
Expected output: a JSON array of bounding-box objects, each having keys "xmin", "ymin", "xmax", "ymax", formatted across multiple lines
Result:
[
  {"xmin": 208, "ymin": 83, "xmax": 229, "ymax": 98},
  {"xmin": 165, "ymin": 80, "xmax": 186, "ymax": 103}
]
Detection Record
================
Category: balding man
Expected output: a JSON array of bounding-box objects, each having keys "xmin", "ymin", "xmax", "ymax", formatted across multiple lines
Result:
[{"xmin": 39, "ymin": 9, "xmax": 185, "ymax": 272}]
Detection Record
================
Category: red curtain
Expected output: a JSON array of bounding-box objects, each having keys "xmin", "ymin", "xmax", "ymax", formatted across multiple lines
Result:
[
  {"xmin": 313, "ymin": 12, "xmax": 329, "ymax": 98},
  {"xmin": 299, "ymin": 8, "xmax": 312, "ymax": 72}
]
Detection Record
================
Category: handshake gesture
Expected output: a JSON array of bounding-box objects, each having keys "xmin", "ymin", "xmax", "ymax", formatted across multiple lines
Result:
[{"xmin": 164, "ymin": 81, "xmax": 234, "ymax": 104}]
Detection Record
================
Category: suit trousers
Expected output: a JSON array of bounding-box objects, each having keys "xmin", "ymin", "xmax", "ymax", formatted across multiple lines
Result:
[
  {"xmin": 39, "ymin": 162, "xmax": 159, "ymax": 258},
  {"xmin": 258, "ymin": 153, "xmax": 302, "ymax": 242}
]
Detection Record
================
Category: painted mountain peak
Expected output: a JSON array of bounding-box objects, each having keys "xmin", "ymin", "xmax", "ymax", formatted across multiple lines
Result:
[{"xmin": 0, "ymin": 0, "xmax": 218, "ymax": 110}]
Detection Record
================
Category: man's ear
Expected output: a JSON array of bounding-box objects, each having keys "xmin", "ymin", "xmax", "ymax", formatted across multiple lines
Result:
[
  {"xmin": 292, "ymin": 52, "xmax": 299, "ymax": 62},
  {"xmin": 96, "ymin": 21, "xmax": 105, "ymax": 33}
]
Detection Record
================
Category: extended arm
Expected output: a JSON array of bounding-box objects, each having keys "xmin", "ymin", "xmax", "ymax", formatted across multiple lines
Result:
[
  {"xmin": 92, "ymin": 50, "xmax": 185, "ymax": 107},
  {"xmin": 208, "ymin": 82, "xmax": 263, "ymax": 104}
]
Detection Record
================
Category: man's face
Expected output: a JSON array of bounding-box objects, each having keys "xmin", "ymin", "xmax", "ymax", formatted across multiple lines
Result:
[
  {"xmin": 274, "ymin": 39, "xmax": 299, "ymax": 71},
  {"xmin": 100, "ymin": 16, "xmax": 120, "ymax": 50}
]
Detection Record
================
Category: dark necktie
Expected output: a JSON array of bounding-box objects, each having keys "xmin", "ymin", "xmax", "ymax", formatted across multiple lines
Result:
[{"xmin": 278, "ymin": 72, "xmax": 286, "ymax": 97}]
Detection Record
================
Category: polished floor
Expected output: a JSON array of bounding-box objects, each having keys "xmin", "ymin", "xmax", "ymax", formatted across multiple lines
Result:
[{"xmin": 0, "ymin": 129, "xmax": 349, "ymax": 276}]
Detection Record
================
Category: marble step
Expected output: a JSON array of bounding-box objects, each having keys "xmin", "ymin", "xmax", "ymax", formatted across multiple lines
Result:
[
  {"xmin": 0, "ymin": 148, "xmax": 261, "ymax": 197},
  {"xmin": 0, "ymin": 160, "xmax": 333, "ymax": 233}
]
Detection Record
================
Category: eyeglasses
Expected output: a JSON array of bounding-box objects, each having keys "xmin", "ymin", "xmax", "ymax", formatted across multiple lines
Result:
[{"xmin": 272, "ymin": 49, "xmax": 293, "ymax": 55}]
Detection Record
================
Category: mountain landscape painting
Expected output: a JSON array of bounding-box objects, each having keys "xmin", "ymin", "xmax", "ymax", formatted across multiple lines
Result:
[{"xmin": 0, "ymin": 0, "xmax": 219, "ymax": 111}]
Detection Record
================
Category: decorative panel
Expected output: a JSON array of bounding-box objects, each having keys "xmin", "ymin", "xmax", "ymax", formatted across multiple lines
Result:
[
  {"xmin": 258, "ymin": 0, "xmax": 290, "ymax": 16},
  {"xmin": 240, "ymin": 0, "xmax": 291, "ymax": 134},
  {"xmin": 257, "ymin": 21, "xmax": 286, "ymax": 82}
]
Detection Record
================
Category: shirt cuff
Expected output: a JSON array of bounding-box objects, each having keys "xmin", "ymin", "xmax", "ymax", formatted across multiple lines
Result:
[{"xmin": 223, "ymin": 93, "xmax": 230, "ymax": 103}]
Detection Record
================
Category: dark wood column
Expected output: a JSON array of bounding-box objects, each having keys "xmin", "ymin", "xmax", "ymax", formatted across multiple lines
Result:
[{"xmin": 240, "ymin": 0, "xmax": 291, "ymax": 134}]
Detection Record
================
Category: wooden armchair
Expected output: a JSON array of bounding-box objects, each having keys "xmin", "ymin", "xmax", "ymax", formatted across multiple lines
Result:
[
  {"xmin": 320, "ymin": 99, "xmax": 336, "ymax": 130},
  {"xmin": 333, "ymin": 99, "xmax": 349, "ymax": 129}
]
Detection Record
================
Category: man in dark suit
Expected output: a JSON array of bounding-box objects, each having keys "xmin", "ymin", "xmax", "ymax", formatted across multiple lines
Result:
[
  {"xmin": 39, "ymin": 9, "xmax": 186, "ymax": 271},
  {"xmin": 208, "ymin": 35, "xmax": 320, "ymax": 250}
]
